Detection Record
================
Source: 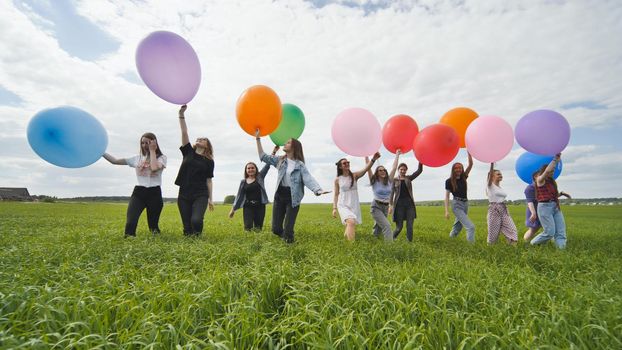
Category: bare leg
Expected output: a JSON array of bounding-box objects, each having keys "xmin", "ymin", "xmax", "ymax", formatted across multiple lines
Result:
[
  {"xmin": 524, "ymin": 227, "xmax": 539, "ymax": 242},
  {"xmin": 345, "ymin": 219, "xmax": 356, "ymax": 241}
]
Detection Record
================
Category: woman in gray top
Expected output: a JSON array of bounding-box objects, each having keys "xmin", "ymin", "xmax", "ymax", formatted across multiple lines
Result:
[{"xmin": 365, "ymin": 150, "xmax": 401, "ymax": 241}]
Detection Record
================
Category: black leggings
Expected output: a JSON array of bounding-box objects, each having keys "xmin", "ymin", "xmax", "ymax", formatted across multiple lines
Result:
[
  {"xmin": 243, "ymin": 203, "xmax": 266, "ymax": 231},
  {"xmin": 177, "ymin": 190, "xmax": 209, "ymax": 235},
  {"xmin": 125, "ymin": 186, "xmax": 163, "ymax": 236},
  {"xmin": 393, "ymin": 203, "xmax": 416, "ymax": 242},
  {"xmin": 272, "ymin": 186, "xmax": 300, "ymax": 243}
]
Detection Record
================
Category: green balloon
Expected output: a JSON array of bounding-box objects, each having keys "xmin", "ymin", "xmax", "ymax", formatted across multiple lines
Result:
[{"xmin": 269, "ymin": 103, "xmax": 305, "ymax": 146}]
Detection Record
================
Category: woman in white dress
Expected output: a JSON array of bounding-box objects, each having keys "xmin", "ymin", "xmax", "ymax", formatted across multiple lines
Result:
[{"xmin": 332, "ymin": 152, "xmax": 381, "ymax": 241}]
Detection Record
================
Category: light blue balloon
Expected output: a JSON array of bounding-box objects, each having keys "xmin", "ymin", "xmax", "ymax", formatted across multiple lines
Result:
[
  {"xmin": 27, "ymin": 106, "xmax": 108, "ymax": 168},
  {"xmin": 515, "ymin": 152, "xmax": 562, "ymax": 184}
]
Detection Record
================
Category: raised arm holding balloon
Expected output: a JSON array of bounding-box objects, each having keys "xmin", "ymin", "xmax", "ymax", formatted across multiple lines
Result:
[
  {"xmin": 174, "ymin": 105, "xmax": 215, "ymax": 237},
  {"xmin": 388, "ymin": 162, "xmax": 424, "ymax": 242},
  {"xmin": 102, "ymin": 133, "xmax": 166, "ymax": 237},
  {"xmin": 530, "ymin": 154, "xmax": 567, "ymax": 249},
  {"xmin": 485, "ymin": 163, "xmax": 518, "ymax": 245},
  {"xmin": 365, "ymin": 150, "xmax": 400, "ymax": 241},
  {"xmin": 255, "ymin": 130, "xmax": 329, "ymax": 244},
  {"xmin": 444, "ymin": 153, "xmax": 475, "ymax": 243},
  {"xmin": 333, "ymin": 152, "xmax": 381, "ymax": 241}
]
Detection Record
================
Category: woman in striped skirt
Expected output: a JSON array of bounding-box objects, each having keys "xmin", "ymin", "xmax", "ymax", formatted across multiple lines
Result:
[{"xmin": 486, "ymin": 163, "xmax": 518, "ymax": 245}]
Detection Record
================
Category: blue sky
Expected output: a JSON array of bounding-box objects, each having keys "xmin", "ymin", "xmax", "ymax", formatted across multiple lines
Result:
[{"xmin": 1, "ymin": 0, "xmax": 621, "ymax": 201}]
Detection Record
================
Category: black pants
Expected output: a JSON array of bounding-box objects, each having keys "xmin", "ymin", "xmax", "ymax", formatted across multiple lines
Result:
[
  {"xmin": 243, "ymin": 203, "xmax": 266, "ymax": 231},
  {"xmin": 393, "ymin": 203, "xmax": 416, "ymax": 242},
  {"xmin": 272, "ymin": 186, "xmax": 300, "ymax": 243},
  {"xmin": 177, "ymin": 190, "xmax": 209, "ymax": 235},
  {"xmin": 125, "ymin": 186, "xmax": 163, "ymax": 236}
]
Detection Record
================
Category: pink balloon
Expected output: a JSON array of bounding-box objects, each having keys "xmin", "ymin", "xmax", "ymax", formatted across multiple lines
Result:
[
  {"xmin": 331, "ymin": 108, "xmax": 382, "ymax": 157},
  {"xmin": 465, "ymin": 116, "xmax": 514, "ymax": 162}
]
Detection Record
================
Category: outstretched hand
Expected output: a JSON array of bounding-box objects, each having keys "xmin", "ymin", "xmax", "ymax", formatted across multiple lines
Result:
[
  {"xmin": 148, "ymin": 140, "xmax": 157, "ymax": 152},
  {"xmin": 315, "ymin": 190, "xmax": 331, "ymax": 196},
  {"xmin": 179, "ymin": 105, "xmax": 187, "ymax": 115},
  {"xmin": 255, "ymin": 129, "xmax": 261, "ymax": 139}
]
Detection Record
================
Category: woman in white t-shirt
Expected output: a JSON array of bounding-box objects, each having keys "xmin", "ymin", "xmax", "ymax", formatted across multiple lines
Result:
[
  {"xmin": 103, "ymin": 132, "xmax": 167, "ymax": 237},
  {"xmin": 486, "ymin": 163, "xmax": 518, "ymax": 245}
]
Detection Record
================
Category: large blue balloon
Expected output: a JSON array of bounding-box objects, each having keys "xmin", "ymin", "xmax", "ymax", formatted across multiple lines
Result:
[
  {"xmin": 27, "ymin": 106, "xmax": 108, "ymax": 168},
  {"xmin": 515, "ymin": 152, "xmax": 562, "ymax": 184}
]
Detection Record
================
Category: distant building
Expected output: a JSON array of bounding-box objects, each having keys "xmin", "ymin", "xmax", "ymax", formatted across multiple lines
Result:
[{"xmin": 0, "ymin": 187, "xmax": 32, "ymax": 201}]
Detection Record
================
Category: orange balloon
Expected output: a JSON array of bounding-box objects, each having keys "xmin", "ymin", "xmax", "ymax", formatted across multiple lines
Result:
[
  {"xmin": 236, "ymin": 85, "xmax": 282, "ymax": 136},
  {"xmin": 439, "ymin": 107, "xmax": 478, "ymax": 148}
]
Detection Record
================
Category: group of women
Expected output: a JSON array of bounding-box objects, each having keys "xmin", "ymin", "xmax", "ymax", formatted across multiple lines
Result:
[
  {"xmin": 103, "ymin": 105, "xmax": 329, "ymax": 243},
  {"xmin": 333, "ymin": 152, "xmax": 569, "ymax": 248},
  {"xmin": 104, "ymin": 105, "xmax": 214, "ymax": 237},
  {"xmin": 103, "ymin": 105, "xmax": 569, "ymax": 249}
]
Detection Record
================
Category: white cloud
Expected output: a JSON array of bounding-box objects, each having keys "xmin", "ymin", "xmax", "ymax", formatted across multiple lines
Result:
[{"xmin": 1, "ymin": 0, "xmax": 621, "ymax": 202}]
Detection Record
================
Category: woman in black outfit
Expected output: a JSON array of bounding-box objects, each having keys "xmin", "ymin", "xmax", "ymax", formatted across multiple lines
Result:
[
  {"xmin": 175, "ymin": 105, "xmax": 214, "ymax": 236},
  {"xmin": 389, "ymin": 162, "xmax": 424, "ymax": 242},
  {"xmin": 229, "ymin": 146, "xmax": 279, "ymax": 231}
]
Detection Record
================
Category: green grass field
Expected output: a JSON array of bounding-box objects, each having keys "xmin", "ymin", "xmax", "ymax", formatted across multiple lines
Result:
[{"xmin": 1, "ymin": 202, "xmax": 621, "ymax": 349}]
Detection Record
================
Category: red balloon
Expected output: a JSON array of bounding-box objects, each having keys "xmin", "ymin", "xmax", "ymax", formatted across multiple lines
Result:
[
  {"xmin": 413, "ymin": 124, "xmax": 460, "ymax": 167},
  {"xmin": 382, "ymin": 114, "xmax": 419, "ymax": 153}
]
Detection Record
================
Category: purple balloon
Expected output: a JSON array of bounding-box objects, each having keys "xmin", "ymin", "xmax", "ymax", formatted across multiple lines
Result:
[
  {"xmin": 515, "ymin": 110, "xmax": 570, "ymax": 155},
  {"xmin": 136, "ymin": 31, "xmax": 201, "ymax": 105}
]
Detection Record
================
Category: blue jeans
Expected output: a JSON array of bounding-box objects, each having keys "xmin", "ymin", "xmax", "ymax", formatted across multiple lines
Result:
[
  {"xmin": 450, "ymin": 200, "xmax": 475, "ymax": 242},
  {"xmin": 531, "ymin": 202, "xmax": 566, "ymax": 249}
]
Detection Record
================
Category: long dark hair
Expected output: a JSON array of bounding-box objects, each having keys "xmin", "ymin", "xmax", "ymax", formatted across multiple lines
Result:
[
  {"xmin": 397, "ymin": 163, "xmax": 408, "ymax": 179},
  {"xmin": 336, "ymin": 158, "xmax": 354, "ymax": 188},
  {"xmin": 244, "ymin": 162, "xmax": 258, "ymax": 179},
  {"xmin": 371, "ymin": 166, "xmax": 389, "ymax": 185},
  {"xmin": 534, "ymin": 164, "xmax": 558, "ymax": 197},
  {"xmin": 140, "ymin": 132, "xmax": 163, "ymax": 158},
  {"xmin": 449, "ymin": 162, "xmax": 464, "ymax": 193}
]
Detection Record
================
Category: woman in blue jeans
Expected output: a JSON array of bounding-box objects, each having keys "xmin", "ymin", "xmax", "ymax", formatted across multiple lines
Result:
[
  {"xmin": 523, "ymin": 171, "xmax": 571, "ymax": 242},
  {"xmin": 255, "ymin": 130, "xmax": 329, "ymax": 243},
  {"xmin": 175, "ymin": 105, "xmax": 214, "ymax": 236},
  {"xmin": 444, "ymin": 153, "xmax": 475, "ymax": 242},
  {"xmin": 530, "ymin": 154, "xmax": 567, "ymax": 249}
]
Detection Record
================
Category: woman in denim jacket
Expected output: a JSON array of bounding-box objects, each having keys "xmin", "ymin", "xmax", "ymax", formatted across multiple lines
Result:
[{"xmin": 255, "ymin": 131, "xmax": 329, "ymax": 243}]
